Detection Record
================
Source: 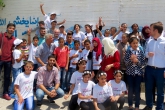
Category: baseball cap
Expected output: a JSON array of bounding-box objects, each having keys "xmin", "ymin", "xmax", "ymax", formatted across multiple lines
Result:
[
  {"xmin": 50, "ymin": 12, "xmax": 56, "ymax": 16},
  {"xmin": 14, "ymin": 39, "xmax": 23, "ymax": 46}
]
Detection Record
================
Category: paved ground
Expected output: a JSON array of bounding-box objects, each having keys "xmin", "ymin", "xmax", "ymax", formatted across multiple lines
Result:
[{"xmin": 0, "ymin": 93, "xmax": 164, "ymax": 110}]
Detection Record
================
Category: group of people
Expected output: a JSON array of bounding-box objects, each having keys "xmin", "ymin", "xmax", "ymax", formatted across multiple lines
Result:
[{"xmin": 0, "ymin": 3, "xmax": 165, "ymax": 110}]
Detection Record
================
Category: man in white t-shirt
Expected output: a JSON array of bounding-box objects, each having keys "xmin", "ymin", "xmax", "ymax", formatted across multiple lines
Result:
[{"xmin": 40, "ymin": 4, "xmax": 66, "ymax": 29}]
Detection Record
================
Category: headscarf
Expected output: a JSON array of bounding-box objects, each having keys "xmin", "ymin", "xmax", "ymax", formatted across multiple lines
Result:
[
  {"xmin": 102, "ymin": 37, "xmax": 117, "ymax": 56},
  {"xmin": 142, "ymin": 26, "xmax": 150, "ymax": 39},
  {"xmin": 92, "ymin": 37, "xmax": 102, "ymax": 61}
]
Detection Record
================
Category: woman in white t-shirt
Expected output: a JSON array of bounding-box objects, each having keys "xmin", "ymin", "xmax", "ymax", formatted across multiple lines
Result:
[
  {"xmin": 78, "ymin": 71, "xmax": 95, "ymax": 110},
  {"xmin": 13, "ymin": 61, "xmax": 37, "ymax": 110},
  {"xmin": 73, "ymin": 24, "xmax": 87, "ymax": 49},
  {"xmin": 64, "ymin": 58, "xmax": 87, "ymax": 110},
  {"xmin": 109, "ymin": 70, "xmax": 127, "ymax": 110},
  {"xmin": 93, "ymin": 71, "xmax": 118, "ymax": 110}
]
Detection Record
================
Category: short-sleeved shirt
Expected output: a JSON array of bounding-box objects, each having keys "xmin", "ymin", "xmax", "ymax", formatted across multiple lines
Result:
[
  {"xmin": 109, "ymin": 80, "xmax": 127, "ymax": 96},
  {"xmin": 0, "ymin": 32, "xmax": 15, "ymax": 61},
  {"xmin": 13, "ymin": 49, "xmax": 24, "ymax": 68},
  {"xmin": 44, "ymin": 14, "xmax": 56, "ymax": 29},
  {"xmin": 38, "ymin": 36, "xmax": 45, "ymax": 46},
  {"xmin": 73, "ymin": 31, "xmax": 87, "ymax": 49},
  {"xmin": 59, "ymin": 33, "xmax": 66, "ymax": 40},
  {"xmin": 35, "ymin": 42, "xmax": 56, "ymax": 66},
  {"xmin": 28, "ymin": 43, "xmax": 38, "ymax": 64},
  {"xmin": 77, "ymin": 80, "xmax": 95, "ymax": 105},
  {"xmin": 37, "ymin": 66, "xmax": 59, "ymax": 87},
  {"xmin": 53, "ymin": 46, "xmax": 69, "ymax": 67},
  {"xmin": 81, "ymin": 49, "xmax": 91, "ymax": 70},
  {"xmin": 70, "ymin": 71, "xmax": 83, "ymax": 95},
  {"xmin": 93, "ymin": 83, "xmax": 113, "ymax": 103},
  {"xmin": 14, "ymin": 71, "xmax": 38, "ymax": 100},
  {"xmin": 65, "ymin": 41, "xmax": 74, "ymax": 50},
  {"xmin": 69, "ymin": 49, "xmax": 81, "ymax": 68}
]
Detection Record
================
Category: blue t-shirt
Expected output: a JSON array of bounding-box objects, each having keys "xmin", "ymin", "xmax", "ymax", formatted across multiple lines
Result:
[{"xmin": 65, "ymin": 41, "xmax": 74, "ymax": 50}]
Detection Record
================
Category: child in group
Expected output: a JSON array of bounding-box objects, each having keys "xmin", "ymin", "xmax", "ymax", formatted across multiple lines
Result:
[
  {"xmin": 93, "ymin": 71, "xmax": 118, "ymax": 110},
  {"xmin": 47, "ymin": 20, "xmax": 57, "ymax": 34},
  {"xmin": 66, "ymin": 40, "xmax": 81, "ymax": 91},
  {"xmin": 81, "ymin": 39, "xmax": 91, "ymax": 70},
  {"xmin": 88, "ymin": 37, "xmax": 102, "ymax": 82},
  {"xmin": 109, "ymin": 70, "xmax": 127, "ymax": 110},
  {"xmin": 13, "ymin": 61, "xmax": 37, "ymax": 110},
  {"xmin": 65, "ymin": 31, "xmax": 74, "ymax": 50},
  {"xmin": 124, "ymin": 37, "xmax": 145, "ymax": 110},
  {"xmin": 59, "ymin": 25, "xmax": 67, "ymax": 40},
  {"xmin": 21, "ymin": 39, "xmax": 29, "ymax": 72},
  {"xmin": 73, "ymin": 24, "xmax": 87, "ymax": 49},
  {"xmin": 9, "ymin": 39, "xmax": 25, "ymax": 98},
  {"xmin": 54, "ymin": 37, "xmax": 69, "ymax": 91},
  {"xmin": 64, "ymin": 58, "xmax": 87, "ymax": 110},
  {"xmin": 27, "ymin": 28, "xmax": 39, "ymax": 71},
  {"xmin": 78, "ymin": 70, "xmax": 95, "ymax": 110}
]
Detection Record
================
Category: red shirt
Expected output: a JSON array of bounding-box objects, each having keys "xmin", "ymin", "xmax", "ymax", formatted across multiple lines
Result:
[
  {"xmin": 54, "ymin": 46, "xmax": 69, "ymax": 67},
  {"xmin": 0, "ymin": 32, "xmax": 15, "ymax": 61},
  {"xmin": 100, "ymin": 51, "xmax": 120, "ymax": 81}
]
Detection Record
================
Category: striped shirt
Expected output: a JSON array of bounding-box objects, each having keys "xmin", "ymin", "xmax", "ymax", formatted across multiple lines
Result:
[{"xmin": 37, "ymin": 65, "xmax": 60, "ymax": 87}]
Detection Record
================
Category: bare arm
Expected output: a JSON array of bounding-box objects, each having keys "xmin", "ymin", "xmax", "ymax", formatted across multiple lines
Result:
[
  {"xmin": 35, "ymin": 57, "xmax": 45, "ymax": 66},
  {"xmin": 54, "ymin": 83, "xmax": 60, "ymax": 90},
  {"xmin": 57, "ymin": 19, "xmax": 66, "ymax": 25},
  {"xmin": 78, "ymin": 93, "xmax": 93, "ymax": 100},
  {"xmin": 93, "ymin": 98, "xmax": 100, "ymax": 110},
  {"xmin": 96, "ymin": 24, "xmax": 103, "ymax": 37},
  {"xmin": 40, "ymin": 4, "xmax": 45, "ymax": 15},
  {"xmin": 27, "ymin": 28, "xmax": 31, "ymax": 45},
  {"xmin": 39, "ymin": 84, "xmax": 50, "ymax": 95},
  {"xmin": 64, "ymin": 84, "xmax": 75, "ymax": 100}
]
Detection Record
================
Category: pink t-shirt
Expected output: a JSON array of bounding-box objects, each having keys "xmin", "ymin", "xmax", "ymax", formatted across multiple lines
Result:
[{"xmin": 54, "ymin": 46, "xmax": 69, "ymax": 67}]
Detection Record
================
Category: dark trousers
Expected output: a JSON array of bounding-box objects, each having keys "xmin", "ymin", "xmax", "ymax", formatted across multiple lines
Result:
[
  {"xmin": 98, "ymin": 97, "xmax": 118, "ymax": 110},
  {"xmin": 145, "ymin": 66, "xmax": 164, "ymax": 110},
  {"xmin": 69, "ymin": 94, "xmax": 78, "ymax": 110},
  {"xmin": 80, "ymin": 101, "xmax": 95, "ymax": 110},
  {"xmin": 127, "ymin": 74, "xmax": 142, "ymax": 108},
  {"xmin": 117, "ymin": 96, "xmax": 125, "ymax": 109},
  {"xmin": 0, "ymin": 61, "xmax": 12, "ymax": 94}
]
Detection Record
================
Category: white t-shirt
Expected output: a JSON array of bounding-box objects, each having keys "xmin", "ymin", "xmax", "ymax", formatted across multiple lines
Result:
[
  {"xmin": 70, "ymin": 71, "xmax": 83, "ymax": 95},
  {"xmin": 13, "ymin": 49, "xmax": 24, "ymax": 68},
  {"xmin": 114, "ymin": 31, "xmax": 130, "ymax": 40},
  {"xmin": 28, "ymin": 43, "xmax": 38, "ymax": 64},
  {"xmin": 73, "ymin": 31, "xmax": 87, "ymax": 49},
  {"xmin": 109, "ymin": 80, "xmax": 127, "ymax": 96},
  {"xmin": 59, "ymin": 33, "xmax": 66, "ymax": 40},
  {"xmin": 77, "ymin": 80, "xmax": 95, "ymax": 105},
  {"xmin": 93, "ymin": 83, "xmax": 113, "ymax": 103},
  {"xmin": 69, "ymin": 50, "xmax": 81, "ymax": 68},
  {"xmin": 81, "ymin": 49, "xmax": 91, "ymax": 70},
  {"xmin": 44, "ymin": 14, "xmax": 56, "ymax": 29},
  {"xmin": 14, "ymin": 71, "xmax": 38, "ymax": 100},
  {"xmin": 86, "ymin": 33, "xmax": 94, "ymax": 43},
  {"xmin": 92, "ymin": 51, "xmax": 102, "ymax": 70}
]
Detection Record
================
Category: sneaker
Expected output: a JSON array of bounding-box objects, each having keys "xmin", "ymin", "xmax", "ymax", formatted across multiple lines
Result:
[
  {"xmin": 142, "ymin": 106, "xmax": 152, "ymax": 110},
  {"xmin": 3, "ymin": 94, "xmax": 11, "ymax": 100},
  {"xmin": 9, "ymin": 94, "xmax": 15, "ymax": 99},
  {"xmin": 47, "ymin": 96, "xmax": 55, "ymax": 103},
  {"xmin": 37, "ymin": 100, "xmax": 42, "ymax": 106}
]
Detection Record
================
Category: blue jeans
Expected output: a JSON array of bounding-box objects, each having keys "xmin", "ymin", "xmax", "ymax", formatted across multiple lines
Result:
[
  {"xmin": 145, "ymin": 66, "xmax": 165, "ymax": 110},
  {"xmin": 66, "ymin": 67, "xmax": 76, "ymax": 88},
  {"xmin": 9, "ymin": 67, "xmax": 22, "ymax": 94},
  {"xmin": 14, "ymin": 96, "xmax": 34, "ymax": 110},
  {"xmin": 59, "ymin": 67, "xmax": 67, "ymax": 90},
  {"xmin": 127, "ymin": 74, "xmax": 142, "ymax": 108},
  {"xmin": 36, "ymin": 87, "xmax": 64, "ymax": 101},
  {"xmin": 0, "ymin": 61, "xmax": 12, "ymax": 94}
]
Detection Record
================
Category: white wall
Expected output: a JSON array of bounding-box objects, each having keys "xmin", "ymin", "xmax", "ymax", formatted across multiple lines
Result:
[{"xmin": 0, "ymin": 0, "xmax": 165, "ymax": 38}]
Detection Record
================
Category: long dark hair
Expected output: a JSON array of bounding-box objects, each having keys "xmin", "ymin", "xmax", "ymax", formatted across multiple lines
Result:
[{"xmin": 76, "ymin": 57, "xmax": 87, "ymax": 70}]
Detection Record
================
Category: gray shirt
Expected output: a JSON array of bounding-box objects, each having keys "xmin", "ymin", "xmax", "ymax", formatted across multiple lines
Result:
[{"xmin": 35, "ymin": 42, "xmax": 56, "ymax": 66}]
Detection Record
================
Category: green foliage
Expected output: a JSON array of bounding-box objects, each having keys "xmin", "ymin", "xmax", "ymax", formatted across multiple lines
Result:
[{"xmin": 0, "ymin": 0, "xmax": 5, "ymax": 7}]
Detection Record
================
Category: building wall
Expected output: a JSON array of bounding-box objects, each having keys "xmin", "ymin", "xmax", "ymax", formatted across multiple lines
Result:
[{"xmin": 0, "ymin": 0, "xmax": 164, "ymax": 38}]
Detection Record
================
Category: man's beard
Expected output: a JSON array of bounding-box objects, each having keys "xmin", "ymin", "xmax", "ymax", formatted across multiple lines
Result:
[{"xmin": 48, "ymin": 63, "xmax": 54, "ymax": 67}]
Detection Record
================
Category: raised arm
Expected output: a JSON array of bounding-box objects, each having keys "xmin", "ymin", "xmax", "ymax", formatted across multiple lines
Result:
[
  {"xmin": 27, "ymin": 28, "xmax": 32, "ymax": 45},
  {"xmin": 96, "ymin": 24, "xmax": 103, "ymax": 37},
  {"xmin": 40, "ymin": 4, "xmax": 46, "ymax": 16},
  {"xmin": 57, "ymin": 19, "xmax": 66, "ymax": 25}
]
